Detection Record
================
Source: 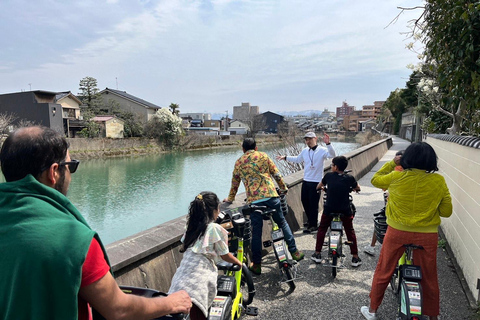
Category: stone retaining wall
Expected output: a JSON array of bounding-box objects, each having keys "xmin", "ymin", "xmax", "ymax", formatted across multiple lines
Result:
[{"xmin": 107, "ymin": 137, "xmax": 393, "ymax": 292}]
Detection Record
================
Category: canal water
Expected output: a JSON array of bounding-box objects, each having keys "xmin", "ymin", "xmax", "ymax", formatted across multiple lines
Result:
[{"xmin": 1, "ymin": 141, "xmax": 360, "ymax": 244}]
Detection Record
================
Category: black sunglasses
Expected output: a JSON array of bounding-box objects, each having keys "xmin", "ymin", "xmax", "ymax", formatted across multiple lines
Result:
[{"xmin": 59, "ymin": 159, "xmax": 80, "ymax": 174}]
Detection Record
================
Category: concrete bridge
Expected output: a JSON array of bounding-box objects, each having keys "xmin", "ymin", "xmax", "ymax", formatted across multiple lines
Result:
[{"xmin": 106, "ymin": 135, "xmax": 479, "ymax": 319}]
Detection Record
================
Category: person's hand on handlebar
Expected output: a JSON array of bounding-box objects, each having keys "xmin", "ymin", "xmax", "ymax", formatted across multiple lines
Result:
[
  {"xmin": 277, "ymin": 189, "xmax": 288, "ymax": 195},
  {"xmin": 163, "ymin": 290, "xmax": 192, "ymax": 315}
]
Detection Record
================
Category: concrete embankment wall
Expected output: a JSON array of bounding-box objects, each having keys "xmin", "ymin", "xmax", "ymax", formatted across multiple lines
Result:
[
  {"xmin": 66, "ymin": 135, "xmax": 281, "ymax": 159},
  {"xmin": 107, "ymin": 137, "xmax": 393, "ymax": 292},
  {"xmin": 427, "ymin": 135, "xmax": 480, "ymax": 304}
]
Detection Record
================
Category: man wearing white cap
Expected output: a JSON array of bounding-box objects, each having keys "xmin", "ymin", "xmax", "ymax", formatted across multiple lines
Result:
[{"xmin": 277, "ymin": 131, "xmax": 335, "ymax": 233}]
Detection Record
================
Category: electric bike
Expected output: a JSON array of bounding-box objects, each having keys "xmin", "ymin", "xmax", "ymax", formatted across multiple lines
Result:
[
  {"xmin": 92, "ymin": 286, "xmax": 186, "ymax": 319},
  {"xmin": 373, "ymin": 200, "xmax": 426, "ymax": 319},
  {"xmin": 210, "ymin": 206, "xmax": 257, "ymax": 320},
  {"xmin": 94, "ymin": 206, "xmax": 256, "ymax": 320},
  {"xmin": 321, "ymin": 179, "xmax": 357, "ymax": 279},
  {"xmin": 243, "ymin": 203, "xmax": 298, "ymax": 292},
  {"xmin": 389, "ymin": 244, "xmax": 426, "ymax": 320}
]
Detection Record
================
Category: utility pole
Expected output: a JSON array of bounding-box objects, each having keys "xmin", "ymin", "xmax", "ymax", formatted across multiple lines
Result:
[
  {"xmin": 28, "ymin": 83, "xmax": 31, "ymax": 91},
  {"xmin": 225, "ymin": 110, "xmax": 228, "ymax": 131}
]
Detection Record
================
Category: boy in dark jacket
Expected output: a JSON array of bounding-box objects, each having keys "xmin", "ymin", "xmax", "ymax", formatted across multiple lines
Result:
[{"xmin": 312, "ymin": 156, "xmax": 362, "ymax": 267}]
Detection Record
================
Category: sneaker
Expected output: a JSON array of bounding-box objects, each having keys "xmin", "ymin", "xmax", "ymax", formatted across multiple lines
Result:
[
  {"xmin": 291, "ymin": 250, "xmax": 305, "ymax": 261},
  {"xmin": 248, "ymin": 263, "xmax": 261, "ymax": 275},
  {"xmin": 360, "ymin": 306, "xmax": 377, "ymax": 320},
  {"xmin": 303, "ymin": 227, "xmax": 312, "ymax": 234},
  {"xmin": 310, "ymin": 252, "xmax": 322, "ymax": 263},
  {"xmin": 351, "ymin": 257, "xmax": 362, "ymax": 267},
  {"xmin": 308, "ymin": 226, "xmax": 318, "ymax": 233},
  {"xmin": 364, "ymin": 245, "xmax": 375, "ymax": 256}
]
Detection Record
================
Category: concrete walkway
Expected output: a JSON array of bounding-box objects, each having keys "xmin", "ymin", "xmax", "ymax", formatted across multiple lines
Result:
[{"xmin": 248, "ymin": 136, "xmax": 475, "ymax": 319}]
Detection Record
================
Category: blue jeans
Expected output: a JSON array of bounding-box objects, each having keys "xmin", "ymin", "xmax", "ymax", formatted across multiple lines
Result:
[{"xmin": 250, "ymin": 197, "xmax": 297, "ymax": 264}]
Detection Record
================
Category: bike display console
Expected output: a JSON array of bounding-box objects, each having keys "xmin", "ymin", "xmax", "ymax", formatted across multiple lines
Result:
[
  {"xmin": 401, "ymin": 265, "xmax": 422, "ymax": 281},
  {"xmin": 217, "ymin": 275, "xmax": 236, "ymax": 297}
]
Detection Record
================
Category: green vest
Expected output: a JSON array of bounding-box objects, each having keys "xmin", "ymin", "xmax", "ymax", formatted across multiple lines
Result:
[{"xmin": 0, "ymin": 175, "xmax": 110, "ymax": 319}]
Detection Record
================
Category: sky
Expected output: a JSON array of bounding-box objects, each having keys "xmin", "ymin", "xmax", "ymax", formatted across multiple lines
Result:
[{"xmin": 0, "ymin": 0, "xmax": 423, "ymax": 114}]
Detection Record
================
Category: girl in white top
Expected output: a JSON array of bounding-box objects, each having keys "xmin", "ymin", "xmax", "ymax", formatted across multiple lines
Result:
[{"xmin": 168, "ymin": 191, "xmax": 241, "ymax": 320}]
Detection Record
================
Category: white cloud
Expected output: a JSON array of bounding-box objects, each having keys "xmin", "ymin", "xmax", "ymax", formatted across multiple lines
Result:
[{"xmin": 0, "ymin": 0, "xmax": 422, "ymax": 112}]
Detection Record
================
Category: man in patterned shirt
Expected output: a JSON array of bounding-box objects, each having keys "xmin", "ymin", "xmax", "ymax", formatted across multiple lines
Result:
[{"xmin": 224, "ymin": 138, "xmax": 304, "ymax": 275}]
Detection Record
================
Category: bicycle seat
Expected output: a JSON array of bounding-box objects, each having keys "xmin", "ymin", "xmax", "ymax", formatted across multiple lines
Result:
[
  {"xmin": 403, "ymin": 244, "xmax": 424, "ymax": 250},
  {"xmin": 246, "ymin": 205, "xmax": 276, "ymax": 219},
  {"xmin": 328, "ymin": 212, "xmax": 349, "ymax": 218},
  {"xmin": 217, "ymin": 261, "xmax": 241, "ymax": 271}
]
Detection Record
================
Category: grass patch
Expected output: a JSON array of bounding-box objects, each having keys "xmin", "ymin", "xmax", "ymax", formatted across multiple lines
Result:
[{"xmin": 438, "ymin": 238, "xmax": 447, "ymax": 249}]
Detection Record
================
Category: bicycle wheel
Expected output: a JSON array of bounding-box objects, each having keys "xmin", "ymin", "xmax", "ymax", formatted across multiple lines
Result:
[
  {"xmin": 332, "ymin": 254, "xmax": 338, "ymax": 278},
  {"xmin": 240, "ymin": 263, "xmax": 255, "ymax": 307},
  {"xmin": 390, "ymin": 266, "xmax": 399, "ymax": 294},
  {"xmin": 282, "ymin": 265, "xmax": 296, "ymax": 292}
]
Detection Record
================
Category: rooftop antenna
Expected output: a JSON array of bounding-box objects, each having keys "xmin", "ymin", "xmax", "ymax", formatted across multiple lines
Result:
[{"xmin": 28, "ymin": 83, "xmax": 32, "ymax": 91}]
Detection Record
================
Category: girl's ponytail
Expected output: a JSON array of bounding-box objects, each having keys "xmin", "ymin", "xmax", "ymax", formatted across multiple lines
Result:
[{"xmin": 181, "ymin": 191, "xmax": 220, "ymax": 252}]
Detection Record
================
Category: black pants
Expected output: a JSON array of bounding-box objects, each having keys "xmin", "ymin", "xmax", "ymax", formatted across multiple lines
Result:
[{"xmin": 301, "ymin": 181, "xmax": 321, "ymax": 228}]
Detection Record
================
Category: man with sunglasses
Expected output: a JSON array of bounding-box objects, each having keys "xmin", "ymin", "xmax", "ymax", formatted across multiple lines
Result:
[{"xmin": 0, "ymin": 126, "xmax": 191, "ymax": 320}]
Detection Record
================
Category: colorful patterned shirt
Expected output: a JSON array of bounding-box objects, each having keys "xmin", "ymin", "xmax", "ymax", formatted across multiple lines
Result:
[{"xmin": 227, "ymin": 150, "xmax": 288, "ymax": 203}]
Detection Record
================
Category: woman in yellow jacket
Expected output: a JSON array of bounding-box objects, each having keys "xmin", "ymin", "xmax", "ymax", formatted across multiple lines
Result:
[{"xmin": 361, "ymin": 142, "xmax": 452, "ymax": 320}]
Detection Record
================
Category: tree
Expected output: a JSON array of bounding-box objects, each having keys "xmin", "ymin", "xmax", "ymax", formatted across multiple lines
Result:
[
  {"xmin": 404, "ymin": 1, "xmax": 480, "ymax": 135},
  {"xmin": 105, "ymin": 99, "xmax": 144, "ymax": 137},
  {"xmin": 78, "ymin": 76, "xmax": 103, "ymax": 114},
  {"xmin": 144, "ymin": 108, "xmax": 183, "ymax": 147},
  {"xmin": 0, "ymin": 112, "xmax": 16, "ymax": 134},
  {"xmin": 169, "ymin": 103, "xmax": 180, "ymax": 116},
  {"xmin": 77, "ymin": 121, "xmax": 101, "ymax": 138},
  {"xmin": 383, "ymin": 89, "xmax": 408, "ymax": 134},
  {"xmin": 119, "ymin": 111, "xmax": 144, "ymax": 137}
]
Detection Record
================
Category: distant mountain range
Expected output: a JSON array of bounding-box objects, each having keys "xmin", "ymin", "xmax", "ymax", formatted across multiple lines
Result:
[{"xmin": 211, "ymin": 110, "xmax": 330, "ymax": 120}]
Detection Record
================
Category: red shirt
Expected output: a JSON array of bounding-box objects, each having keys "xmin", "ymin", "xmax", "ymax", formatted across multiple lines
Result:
[{"xmin": 78, "ymin": 238, "xmax": 110, "ymax": 320}]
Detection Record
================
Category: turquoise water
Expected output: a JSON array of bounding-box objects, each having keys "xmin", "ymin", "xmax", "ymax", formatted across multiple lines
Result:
[{"xmin": 1, "ymin": 142, "xmax": 359, "ymax": 244}]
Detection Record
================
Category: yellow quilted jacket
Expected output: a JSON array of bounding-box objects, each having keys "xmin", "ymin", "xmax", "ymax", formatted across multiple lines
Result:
[{"xmin": 371, "ymin": 160, "xmax": 452, "ymax": 233}]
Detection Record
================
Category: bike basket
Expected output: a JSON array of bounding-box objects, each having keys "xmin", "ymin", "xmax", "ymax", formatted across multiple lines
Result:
[
  {"xmin": 279, "ymin": 193, "xmax": 288, "ymax": 216},
  {"xmin": 374, "ymin": 215, "xmax": 388, "ymax": 244},
  {"xmin": 373, "ymin": 207, "xmax": 386, "ymax": 217},
  {"xmin": 243, "ymin": 218, "xmax": 252, "ymax": 245}
]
